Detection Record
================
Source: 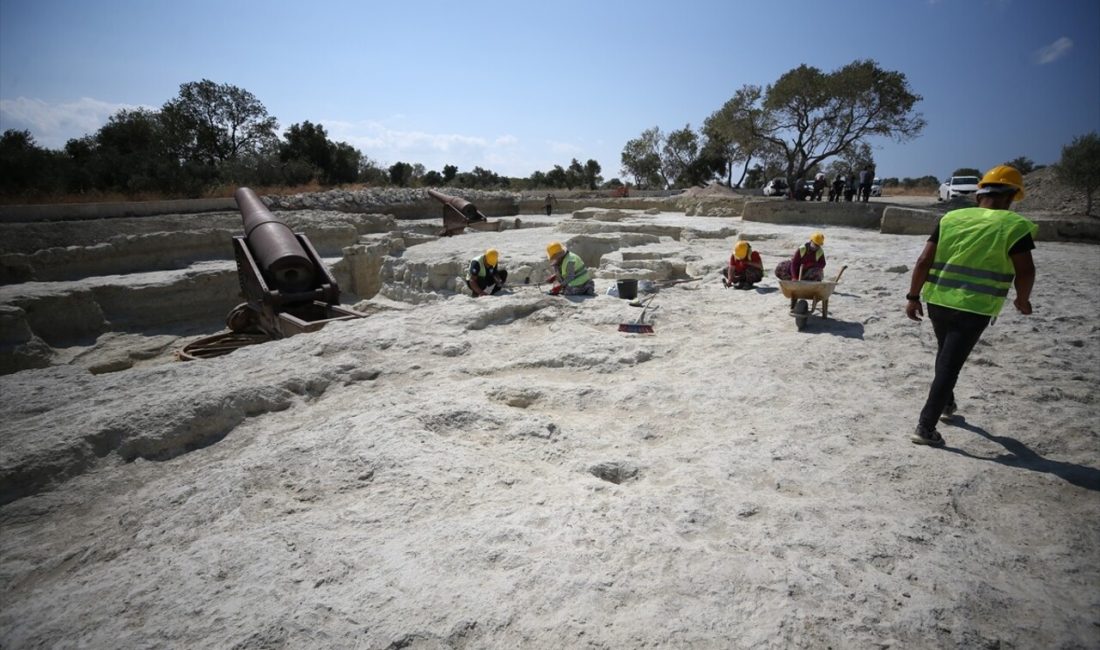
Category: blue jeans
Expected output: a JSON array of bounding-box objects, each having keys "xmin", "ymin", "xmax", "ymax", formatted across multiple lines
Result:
[{"xmin": 918, "ymin": 303, "xmax": 991, "ymax": 430}]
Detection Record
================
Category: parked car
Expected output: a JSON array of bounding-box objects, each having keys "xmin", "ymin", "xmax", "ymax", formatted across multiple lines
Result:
[
  {"xmin": 870, "ymin": 177, "xmax": 882, "ymax": 197},
  {"xmin": 762, "ymin": 178, "xmax": 788, "ymax": 197},
  {"xmin": 938, "ymin": 175, "xmax": 980, "ymax": 201}
]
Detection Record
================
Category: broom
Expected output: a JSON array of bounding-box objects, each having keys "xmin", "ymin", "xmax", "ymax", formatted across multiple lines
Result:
[{"xmin": 619, "ymin": 296, "xmax": 657, "ymax": 333}]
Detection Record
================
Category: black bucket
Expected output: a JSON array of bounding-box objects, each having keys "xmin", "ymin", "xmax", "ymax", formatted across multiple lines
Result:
[{"xmin": 616, "ymin": 279, "xmax": 638, "ymax": 300}]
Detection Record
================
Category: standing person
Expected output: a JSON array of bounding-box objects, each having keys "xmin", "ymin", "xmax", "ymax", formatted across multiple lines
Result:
[
  {"xmin": 544, "ymin": 241, "xmax": 595, "ymax": 296},
  {"xmin": 544, "ymin": 193, "xmax": 558, "ymax": 216},
  {"xmin": 723, "ymin": 240, "xmax": 764, "ymax": 289},
  {"xmin": 828, "ymin": 174, "xmax": 845, "ymax": 202},
  {"xmin": 812, "ymin": 173, "xmax": 827, "ymax": 201},
  {"xmin": 466, "ymin": 248, "xmax": 508, "ymax": 297},
  {"xmin": 844, "ymin": 173, "xmax": 856, "ymax": 202},
  {"xmin": 774, "ymin": 232, "xmax": 826, "ymax": 282},
  {"xmin": 858, "ymin": 166, "xmax": 872, "ymax": 202},
  {"xmin": 904, "ymin": 165, "xmax": 1037, "ymax": 446}
]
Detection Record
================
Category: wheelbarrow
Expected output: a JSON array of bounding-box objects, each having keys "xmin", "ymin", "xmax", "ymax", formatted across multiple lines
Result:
[{"xmin": 777, "ymin": 266, "xmax": 847, "ymax": 331}]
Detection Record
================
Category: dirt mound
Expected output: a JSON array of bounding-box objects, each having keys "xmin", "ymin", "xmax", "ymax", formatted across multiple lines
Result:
[
  {"xmin": 679, "ymin": 183, "xmax": 739, "ymax": 198},
  {"xmin": 1022, "ymin": 166, "xmax": 1091, "ymax": 216}
]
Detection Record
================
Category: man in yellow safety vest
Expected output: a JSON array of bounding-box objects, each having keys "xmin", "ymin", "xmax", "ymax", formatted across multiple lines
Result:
[{"xmin": 904, "ymin": 165, "xmax": 1037, "ymax": 446}]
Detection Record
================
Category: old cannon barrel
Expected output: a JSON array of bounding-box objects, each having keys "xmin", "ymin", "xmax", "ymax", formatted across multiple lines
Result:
[
  {"xmin": 235, "ymin": 187, "xmax": 315, "ymax": 293},
  {"xmin": 427, "ymin": 188, "xmax": 484, "ymax": 221}
]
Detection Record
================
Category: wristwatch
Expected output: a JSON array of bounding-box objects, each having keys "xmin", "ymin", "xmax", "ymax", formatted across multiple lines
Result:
[{"xmin": 906, "ymin": 293, "xmax": 920, "ymax": 301}]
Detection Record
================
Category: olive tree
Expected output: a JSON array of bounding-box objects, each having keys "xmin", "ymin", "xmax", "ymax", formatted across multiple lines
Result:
[
  {"xmin": 1055, "ymin": 132, "xmax": 1100, "ymax": 216},
  {"xmin": 620, "ymin": 127, "xmax": 666, "ymax": 189},
  {"xmin": 161, "ymin": 79, "xmax": 278, "ymax": 166},
  {"xmin": 714, "ymin": 59, "xmax": 924, "ymax": 190}
]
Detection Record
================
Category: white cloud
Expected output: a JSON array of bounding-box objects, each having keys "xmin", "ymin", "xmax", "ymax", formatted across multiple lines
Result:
[
  {"xmin": 1035, "ymin": 37, "xmax": 1073, "ymax": 65},
  {"xmin": 320, "ymin": 119, "xmax": 536, "ymax": 175},
  {"xmin": 0, "ymin": 96, "xmax": 153, "ymax": 149}
]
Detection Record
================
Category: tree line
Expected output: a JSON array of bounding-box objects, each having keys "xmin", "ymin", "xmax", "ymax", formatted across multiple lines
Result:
[
  {"xmin": 617, "ymin": 58, "xmax": 1099, "ymax": 213},
  {"xmin": 0, "ymin": 79, "xmax": 615, "ymax": 201}
]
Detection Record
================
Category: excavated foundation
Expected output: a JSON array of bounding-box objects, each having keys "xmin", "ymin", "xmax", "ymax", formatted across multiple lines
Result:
[{"xmin": 0, "ymin": 205, "xmax": 731, "ymax": 375}]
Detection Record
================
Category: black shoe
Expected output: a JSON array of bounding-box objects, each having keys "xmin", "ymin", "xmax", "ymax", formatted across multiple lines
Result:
[
  {"xmin": 940, "ymin": 401, "xmax": 958, "ymax": 423},
  {"xmin": 911, "ymin": 425, "xmax": 945, "ymax": 447}
]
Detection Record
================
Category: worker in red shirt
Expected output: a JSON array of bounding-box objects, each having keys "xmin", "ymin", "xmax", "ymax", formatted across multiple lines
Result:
[
  {"xmin": 774, "ymin": 232, "xmax": 826, "ymax": 282},
  {"xmin": 723, "ymin": 240, "xmax": 764, "ymax": 290}
]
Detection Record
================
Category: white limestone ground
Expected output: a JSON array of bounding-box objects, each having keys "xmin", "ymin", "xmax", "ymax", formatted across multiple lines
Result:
[{"xmin": 1, "ymin": 209, "xmax": 1098, "ymax": 649}]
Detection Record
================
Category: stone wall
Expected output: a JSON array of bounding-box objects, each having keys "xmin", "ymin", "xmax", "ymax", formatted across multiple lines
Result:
[{"xmin": 742, "ymin": 199, "xmax": 885, "ymax": 229}]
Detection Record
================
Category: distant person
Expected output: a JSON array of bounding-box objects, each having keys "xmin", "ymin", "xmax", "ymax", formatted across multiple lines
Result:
[
  {"xmin": 723, "ymin": 240, "xmax": 764, "ymax": 290},
  {"xmin": 544, "ymin": 241, "xmax": 595, "ymax": 296},
  {"xmin": 828, "ymin": 175, "xmax": 845, "ymax": 202},
  {"xmin": 904, "ymin": 165, "xmax": 1037, "ymax": 447},
  {"xmin": 845, "ymin": 173, "xmax": 856, "ymax": 202},
  {"xmin": 859, "ymin": 166, "xmax": 873, "ymax": 202},
  {"xmin": 466, "ymin": 248, "xmax": 508, "ymax": 297},
  {"xmin": 774, "ymin": 232, "xmax": 826, "ymax": 282},
  {"xmin": 812, "ymin": 173, "xmax": 826, "ymax": 201},
  {"xmin": 544, "ymin": 193, "xmax": 558, "ymax": 216}
]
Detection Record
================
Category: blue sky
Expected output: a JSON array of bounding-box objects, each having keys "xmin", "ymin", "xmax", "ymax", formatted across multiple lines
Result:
[{"xmin": 1, "ymin": 0, "xmax": 1097, "ymax": 183}]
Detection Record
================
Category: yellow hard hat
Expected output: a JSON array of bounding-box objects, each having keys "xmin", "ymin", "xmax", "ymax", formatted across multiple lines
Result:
[
  {"xmin": 810, "ymin": 232, "xmax": 825, "ymax": 246},
  {"xmin": 978, "ymin": 165, "xmax": 1025, "ymax": 201},
  {"xmin": 546, "ymin": 241, "xmax": 564, "ymax": 259},
  {"xmin": 484, "ymin": 248, "xmax": 499, "ymax": 266},
  {"xmin": 734, "ymin": 241, "xmax": 750, "ymax": 260}
]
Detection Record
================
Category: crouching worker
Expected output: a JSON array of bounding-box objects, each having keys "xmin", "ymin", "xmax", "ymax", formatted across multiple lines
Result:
[
  {"xmin": 544, "ymin": 241, "xmax": 595, "ymax": 296},
  {"xmin": 774, "ymin": 232, "xmax": 826, "ymax": 282},
  {"xmin": 723, "ymin": 240, "xmax": 764, "ymax": 289},
  {"xmin": 467, "ymin": 248, "xmax": 508, "ymax": 297}
]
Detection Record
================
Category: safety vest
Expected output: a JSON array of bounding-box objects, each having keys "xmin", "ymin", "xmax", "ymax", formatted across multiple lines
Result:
[
  {"xmin": 922, "ymin": 207, "xmax": 1037, "ymax": 316},
  {"xmin": 558, "ymin": 251, "xmax": 590, "ymax": 287},
  {"xmin": 798, "ymin": 243, "xmax": 824, "ymax": 262},
  {"xmin": 466, "ymin": 254, "xmax": 494, "ymax": 281}
]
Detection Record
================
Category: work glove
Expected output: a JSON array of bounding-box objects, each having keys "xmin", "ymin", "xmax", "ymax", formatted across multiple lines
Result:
[
  {"xmin": 549, "ymin": 284, "xmax": 563, "ymax": 296},
  {"xmin": 544, "ymin": 275, "xmax": 556, "ymax": 284}
]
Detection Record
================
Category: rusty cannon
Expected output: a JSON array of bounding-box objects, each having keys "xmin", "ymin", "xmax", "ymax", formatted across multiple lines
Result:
[
  {"xmin": 427, "ymin": 189, "xmax": 512, "ymax": 236},
  {"xmin": 178, "ymin": 187, "xmax": 364, "ymax": 360}
]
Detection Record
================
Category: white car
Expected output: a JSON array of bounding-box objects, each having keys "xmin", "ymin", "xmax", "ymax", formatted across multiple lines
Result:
[
  {"xmin": 762, "ymin": 178, "xmax": 788, "ymax": 197},
  {"xmin": 938, "ymin": 175, "xmax": 980, "ymax": 201},
  {"xmin": 870, "ymin": 178, "xmax": 882, "ymax": 197}
]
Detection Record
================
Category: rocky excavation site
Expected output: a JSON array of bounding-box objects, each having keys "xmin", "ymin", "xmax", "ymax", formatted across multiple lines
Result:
[{"xmin": 1, "ymin": 184, "xmax": 1097, "ymax": 648}]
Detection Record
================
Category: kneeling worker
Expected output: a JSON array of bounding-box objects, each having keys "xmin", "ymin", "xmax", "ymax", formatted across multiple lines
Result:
[
  {"xmin": 467, "ymin": 248, "xmax": 508, "ymax": 297},
  {"xmin": 724, "ymin": 240, "xmax": 764, "ymax": 289},
  {"xmin": 545, "ymin": 241, "xmax": 595, "ymax": 296},
  {"xmin": 774, "ymin": 232, "xmax": 826, "ymax": 282}
]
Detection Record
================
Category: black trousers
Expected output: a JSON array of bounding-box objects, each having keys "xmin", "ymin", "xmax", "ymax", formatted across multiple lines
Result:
[
  {"xmin": 469, "ymin": 269, "xmax": 508, "ymax": 295},
  {"xmin": 918, "ymin": 303, "xmax": 991, "ymax": 430}
]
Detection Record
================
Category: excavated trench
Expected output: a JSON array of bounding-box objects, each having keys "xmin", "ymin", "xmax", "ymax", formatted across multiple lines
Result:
[{"xmin": 0, "ymin": 203, "xmax": 734, "ymax": 376}]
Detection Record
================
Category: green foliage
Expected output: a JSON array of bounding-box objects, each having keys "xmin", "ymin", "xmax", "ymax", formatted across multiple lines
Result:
[
  {"xmin": 0, "ymin": 130, "xmax": 67, "ymax": 196},
  {"xmin": 583, "ymin": 159, "xmax": 603, "ymax": 190},
  {"xmin": 161, "ymin": 79, "xmax": 278, "ymax": 166},
  {"xmin": 442, "ymin": 164, "xmax": 458, "ymax": 183},
  {"xmin": 1055, "ymin": 131, "xmax": 1100, "ymax": 215},
  {"xmin": 423, "ymin": 170, "xmax": 444, "ymax": 186},
  {"xmin": 1004, "ymin": 156, "xmax": 1036, "ymax": 175},
  {"xmin": 900, "ymin": 176, "xmax": 939, "ymax": 189},
  {"xmin": 452, "ymin": 166, "xmax": 509, "ymax": 189},
  {"xmin": 743, "ymin": 165, "xmax": 765, "ymax": 189},
  {"xmin": 693, "ymin": 59, "xmax": 922, "ymax": 190},
  {"xmin": 389, "ymin": 162, "xmax": 413, "ymax": 187},
  {"xmin": 952, "ymin": 168, "xmax": 980, "ymax": 177},
  {"xmin": 620, "ymin": 127, "xmax": 666, "ymax": 189},
  {"xmin": 702, "ymin": 86, "xmax": 764, "ymax": 187},
  {"xmin": 661, "ymin": 125, "xmax": 700, "ymax": 188}
]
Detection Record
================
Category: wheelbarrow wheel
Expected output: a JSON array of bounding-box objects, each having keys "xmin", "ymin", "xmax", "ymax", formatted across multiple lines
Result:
[{"xmin": 793, "ymin": 299, "xmax": 809, "ymax": 331}]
